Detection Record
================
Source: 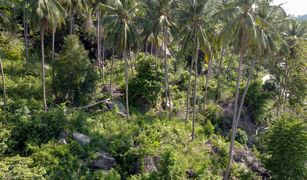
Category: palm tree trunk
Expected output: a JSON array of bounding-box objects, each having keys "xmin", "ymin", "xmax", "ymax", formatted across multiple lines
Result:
[
  {"xmin": 191, "ymin": 39, "xmax": 199, "ymax": 141},
  {"xmin": 52, "ymin": 26, "xmax": 56, "ymax": 77},
  {"xmin": 96, "ymin": 9, "xmax": 101, "ymax": 77},
  {"xmin": 102, "ymin": 40, "xmax": 105, "ymax": 82},
  {"xmin": 185, "ymin": 55, "xmax": 195, "ymax": 122},
  {"xmin": 225, "ymin": 47, "xmax": 244, "ymax": 180},
  {"xmin": 163, "ymin": 25, "xmax": 171, "ymax": 119},
  {"xmin": 203, "ymin": 57, "xmax": 212, "ymax": 111},
  {"xmin": 70, "ymin": 8, "xmax": 74, "ymax": 34},
  {"xmin": 235, "ymin": 59, "xmax": 256, "ymax": 132},
  {"xmin": 216, "ymin": 48, "xmax": 225, "ymax": 101},
  {"xmin": 110, "ymin": 49, "xmax": 115, "ymax": 100},
  {"xmin": 41, "ymin": 28, "xmax": 47, "ymax": 111},
  {"xmin": 23, "ymin": 20, "xmax": 29, "ymax": 70},
  {"xmin": 123, "ymin": 49, "xmax": 129, "ymax": 118},
  {"xmin": 145, "ymin": 40, "xmax": 148, "ymax": 56},
  {"xmin": 0, "ymin": 58, "xmax": 7, "ymax": 106}
]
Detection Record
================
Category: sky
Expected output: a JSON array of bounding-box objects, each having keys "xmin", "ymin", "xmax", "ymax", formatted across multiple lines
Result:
[{"xmin": 273, "ymin": 0, "xmax": 307, "ymax": 16}]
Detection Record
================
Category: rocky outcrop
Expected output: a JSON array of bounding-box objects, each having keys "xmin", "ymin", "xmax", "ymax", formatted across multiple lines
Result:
[
  {"xmin": 93, "ymin": 151, "xmax": 116, "ymax": 170},
  {"xmin": 73, "ymin": 132, "xmax": 91, "ymax": 145},
  {"xmin": 233, "ymin": 148, "xmax": 270, "ymax": 178}
]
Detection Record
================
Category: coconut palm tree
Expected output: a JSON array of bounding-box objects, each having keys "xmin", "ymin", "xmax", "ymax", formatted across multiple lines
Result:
[
  {"xmin": 32, "ymin": 0, "xmax": 67, "ymax": 111},
  {"xmin": 219, "ymin": 0, "xmax": 279, "ymax": 178},
  {"xmin": 176, "ymin": 0, "xmax": 213, "ymax": 139},
  {"xmin": 153, "ymin": 0, "xmax": 178, "ymax": 119},
  {"xmin": 100, "ymin": 0, "xmax": 139, "ymax": 118}
]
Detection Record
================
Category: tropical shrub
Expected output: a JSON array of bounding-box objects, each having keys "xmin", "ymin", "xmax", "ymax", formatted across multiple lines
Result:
[
  {"xmin": 52, "ymin": 35, "xmax": 98, "ymax": 106},
  {"xmin": 263, "ymin": 116, "xmax": 307, "ymax": 179},
  {"xmin": 129, "ymin": 54, "xmax": 163, "ymax": 110}
]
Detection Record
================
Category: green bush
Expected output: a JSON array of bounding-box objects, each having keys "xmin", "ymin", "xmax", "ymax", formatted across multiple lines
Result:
[
  {"xmin": 245, "ymin": 81, "xmax": 274, "ymax": 125},
  {"xmin": 129, "ymin": 54, "xmax": 163, "ymax": 111},
  {"xmin": 235, "ymin": 129, "xmax": 248, "ymax": 145},
  {"xmin": 52, "ymin": 35, "xmax": 98, "ymax": 106},
  {"xmin": 7, "ymin": 106, "xmax": 69, "ymax": 154},
  {"xmin": 263, "ymin": 116, "xmax": 307, "ymax": 179},
  {"xmin": 203, "ymin": 120, "xmax": 215, "ymax": 136},
  {"xmin": 0, "ymin": 32, "xmax": 24, "ymax": 62},
  {"xmin": 0, "ymin": 155, "xmax": 46, "ymax": 179}
]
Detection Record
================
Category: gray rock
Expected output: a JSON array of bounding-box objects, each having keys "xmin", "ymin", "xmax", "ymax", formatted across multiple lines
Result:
[
  {"xmin": 58, "ymin": 138, "xmax": 67, "ymax": 144},
  {"xmin": 93, "ymin": 153, "xmax": 116, "ymax": 170},
  {"xmin": 73, "ymin": 132, "xmax": 91, "ymax": 145}
]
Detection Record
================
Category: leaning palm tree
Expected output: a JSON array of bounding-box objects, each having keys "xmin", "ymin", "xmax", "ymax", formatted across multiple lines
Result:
[
  {"xmin": 0, "ymin": 0, "xmax": 14, "ymax": 105},
  {"xmin": 219, "ymin": 0, "xmax": 268, "ymax": 178},
  {"xmin": 100, "ymin": 0, "xmax": 139, "ymax": 118},
  {"xmin": 176, "ymin": 0, "xmax": 213, "ymax": 139},
  {"xmin": 32, "ymin": 0, "xmax": 67, "ymax": 111}
]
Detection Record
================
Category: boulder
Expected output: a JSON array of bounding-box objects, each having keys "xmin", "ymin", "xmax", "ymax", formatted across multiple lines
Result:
[
  {"xmin": 73, "ymin": 132, "xmax": 91, "ymax": 145},
  {"xmin": 93, "ymin": 152, "xmax": 116, "ymax": 170},
  {"xmin": 233, "ymin": 148, "xmax": 269, "ymax": 176}
]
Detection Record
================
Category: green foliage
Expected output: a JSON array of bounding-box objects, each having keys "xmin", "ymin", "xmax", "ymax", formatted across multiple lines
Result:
[
  {"xmin": 0, "ymin": 155, "xmax": 46, "ymax": 179},
  {"xmin": 245, "ymin": 80, "xmax": 275, "ymax": 125},
  {"xmin": 129, "ymin": 54, "xmax": 163, "ymax": 110},
  {"xmin": 0, "ymin": 32, "xmax": 23, "ymax": 61},
  {"xmin": 52, "ymin": 35, "xmax": 98, "ymax": 106},
  {"xmin": 6, "ymin": 105, "xmax": 70, "ymax": 154},
  {"xmin": 0, "ymin": 123, "xmax": 10, "ymax": 155},
  {"xmin": 203, "ymin": 120, "xmax": 215, "ymax": 137},
  {"xmin": 263, "ymin": 116, "xmax": 307, "ymax": 179},
  {"xmin": 287, "ymin": 39, "xmax": 307, "ymax": 107},
  {"xmin": 235, "ymin": 129, "xmax": 248, "ymax": 145}
]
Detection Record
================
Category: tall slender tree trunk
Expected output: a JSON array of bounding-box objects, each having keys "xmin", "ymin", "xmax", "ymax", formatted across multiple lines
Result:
[
  {"xmin": 123, "ymin": 49, "xmax": 129, "ymax": 118},
  {"xmin": 70, "ymin": 8, "xmax": 74, "ymax": 34},
  {"xmin": 163, "ymin": 25, "xmax": 171, "ymax": 119},
  {"xmin": 155, "ymin": 43, "xmax": 158, "ymax": 66},
  {"xmin": 23, "ymin": 21, "xmax": 29, "ymax": 70},
  {"xmin": 110, "ymin": 49, "xmax": 115, "ymax": 100},
  {"xmin": 185, "ymin": 55, "xmax": 195, "ymax": 122},
  {"xmin": 52, "ymin": 27, "xmax": 56, "ymax": 77},
  {"xmin": 102, "ymin": 40, "xmax": 105, "ymax": 82},
  {"xmin": 145, "ymin": 40, "xmax": 148, "ymax": 56},
  {"xmin": 225, "ymin": 47, "xmax": 245, "ymax": 180},
  {"xmin": 129, "ymin": 49, "xmax": 135, "ymax": 76},
  {"xmin": 41, "ymin": 28, "xmax": 47, "ymax": 111},
  {"xmin": 216, "ymin": 48, "xmax": 225, "ymax": 101},
  {"xmin": 151, "ymin": 42, "xmax": 153, "ymax": 55},
  {"xmin": 234, "ymin": 59, "xmax": 256, "ymax": 132},
  {"xmin": 0, "ymin": 58, "xmax": 7, "ymax": 106},
  {"xmin": 96, "ymin": 9, "xmax": 101, "ymax": 77},
  {"xmin": 203, "ymin": 57, "xmax": 212, "ymax": 111},
  {"xmin": 191, "ymin": 39, "xmax": 199, "ymax": 141}
]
